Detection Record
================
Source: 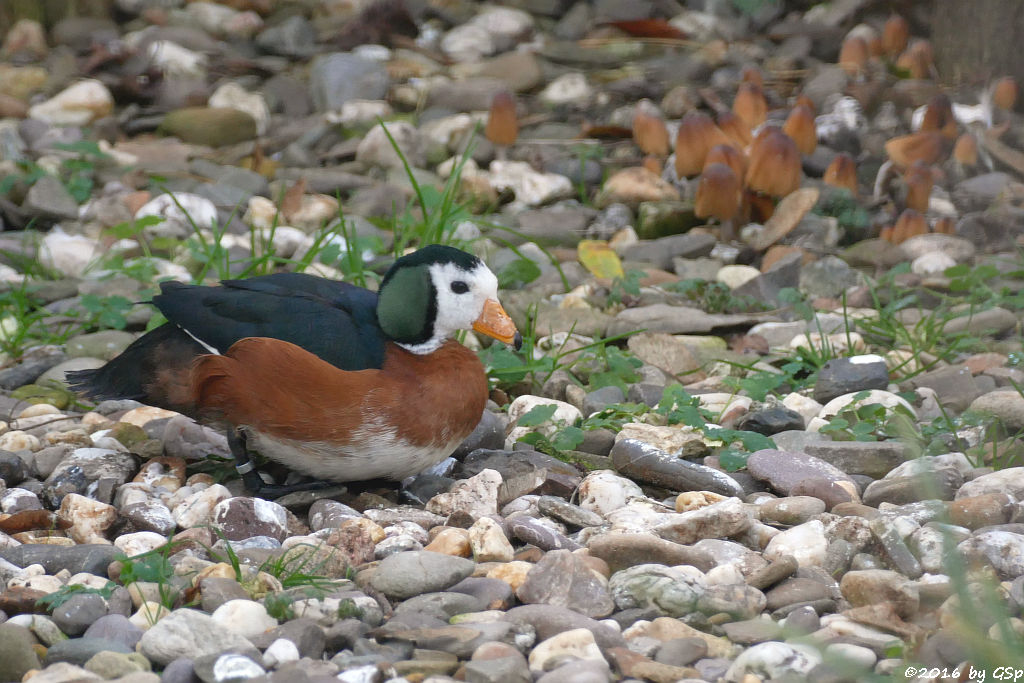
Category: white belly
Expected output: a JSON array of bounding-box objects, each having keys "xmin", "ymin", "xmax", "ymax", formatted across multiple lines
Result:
[{"xmin": 243, "ymin": 425, "xmax": 462, "ymax": 482}]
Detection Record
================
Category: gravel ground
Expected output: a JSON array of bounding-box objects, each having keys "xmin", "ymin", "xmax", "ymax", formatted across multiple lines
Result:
[{"xmin": 1, "ymin": 0, "xmax": 1024, "ymax": 682}]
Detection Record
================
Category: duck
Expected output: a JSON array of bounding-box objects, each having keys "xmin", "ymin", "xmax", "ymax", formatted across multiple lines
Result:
[{"xmin": 66, "ymin": 245, "xmax": 521, "ymax": 497}]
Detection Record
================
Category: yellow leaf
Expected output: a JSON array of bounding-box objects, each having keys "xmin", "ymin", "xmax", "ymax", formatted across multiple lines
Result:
[{"xmin": 578, "ymin": 240, "xmax": 624, "ymax": 278}]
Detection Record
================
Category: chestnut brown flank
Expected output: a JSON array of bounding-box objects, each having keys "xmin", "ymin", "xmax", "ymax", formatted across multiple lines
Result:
[{"xmin": 190, "ymin": 337, "xmax": 488, "ymax": 447}]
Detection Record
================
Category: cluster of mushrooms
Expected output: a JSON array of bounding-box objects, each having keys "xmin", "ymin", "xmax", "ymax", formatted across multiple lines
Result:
[{"xmin": 482, "ymin": 14, "xmax": 1018, "ymax": 249}]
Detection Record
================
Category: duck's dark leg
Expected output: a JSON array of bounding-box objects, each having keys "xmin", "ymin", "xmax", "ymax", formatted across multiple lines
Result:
[
  {"xmin": 227, "ymin": 428, "xmax": 342, "ymax": 499},
  {"xmin": 227, "ymin": 429, "xmax": 271, "ymax": 494}
]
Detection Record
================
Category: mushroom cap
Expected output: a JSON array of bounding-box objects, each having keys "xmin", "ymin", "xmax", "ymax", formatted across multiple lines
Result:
[
  {"xmin": 704, "ymin": 143, "xmax": 748, "ymax": 181},
  {"xmin": 897, "ymin": 40, "xmax": 932, "ymax": 79},
  {"xmin": 882, "ymin": 15, "xmax": 909, "ymax": 57},
  {"xmin": 839, "ymin": 36, "xmax": 869, "ymax": 76},
  {"xmin": 695, "ymin": 163, "xmax": 741, "ymax": 221},
  {"xmin": 885, "ymin": 131, "xmax": 945, "ymax": 168},
  {"xmin": 933, "ymin": 216, "xmax": 956, "ymax": 235},
  {"xmin": 485, "ymin": 91, "xmax": 519, "ymax": 147},
  {"xmin": 745, "ymin": 127, "xmax": 801, "ymax": 198},
  {"xmin": 920, "ymin": 94, "xmax": 957, "ymax": 140},
  {"xmin": 733, "ymin": 82, "xmax": 767, "ymax": 132},
  {"xmin": 794, "ymin": 94, "xmax": 816, "ymax": 115},
  {"xmin": 783, "ymin": 104, "xmax": 817, "ymax": 156},
  {"xmin": 993, "ymin": 76, "xmax": 1018, "ymax": 111},
  {"xmin": 892, "ymin": 208, "xmax": 928, "ymax": 244},
  {"xmin": 823, "ymin": 153, "xmax": 858, "ymax": 194},
  {"xmin": 717, "ymin": 110, "xmax": 752, "ymax": 148},
  {"xmin": 741, "ymin": 65, "xmax": 764, "ymax": 88},
  {"xmin": 953, "ymin": 133, "xmax": 978, "ymax": 166},
  {"xmin": 674, "ymin": 111, "xmax": 731, "ymax": 178},
  {"xmin": 633, "ymin": 104, "xmax": 670, "ymax": 157}
]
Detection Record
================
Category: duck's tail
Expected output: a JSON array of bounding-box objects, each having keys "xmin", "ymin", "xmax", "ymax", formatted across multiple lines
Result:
[{"xmin": 65, "ymin": 324, "xmax": 206, "ymax": 414}]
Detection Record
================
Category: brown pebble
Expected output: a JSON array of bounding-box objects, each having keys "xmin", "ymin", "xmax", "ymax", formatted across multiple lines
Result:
[
  {"xmin": 471, "ymin": 641, "xmax": 523, "ymax": 661},
  {"xmin": 575, "ymin": 551, "xmax": 610, "ymax": 579},
  {"xmin": 964, "ymin": 352, "xmax": 1008, "ymax": 375},
  {"xmin": 949, "ymin": 493, "xmax": 1015, "ymax": 529},
  {"xmin": 514, "ymin": 546, "xmax": 543, "ymax": 563},
  {"xmin": 790, "ymin": 477, "xmax": 856, "ymax": 510},
  {"xmin": 831, "ymin": 502, "xmax": 881, "ymax": 519},
  {"xmin": 745, "ymin": 554, "xmax": 798, "ymax": 590}
]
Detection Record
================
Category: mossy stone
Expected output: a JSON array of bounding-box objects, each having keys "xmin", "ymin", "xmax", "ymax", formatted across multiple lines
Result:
[
  {"xmin": 159, "ymin": 107, "xmax": 258, "ymax": 147},
  {"xmin": 636, "ymin": 201, "xmax": 699, "ymax": 239},
  {"xmin": 84, "ymin": 650, "xmax": 151, "ymax": 678},
  {"xmin": 108, "ymin": 422, "xmax": 149, "ymax": 449},
  {"xmin": 10, "ymin": 383, "xmax": 71, "ymax": 409}
]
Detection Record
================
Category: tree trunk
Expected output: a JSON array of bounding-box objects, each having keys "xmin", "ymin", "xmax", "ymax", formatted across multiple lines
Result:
[{"xmin": 932, "ymin": 0, "xmax": 1024, "ymax": 105}]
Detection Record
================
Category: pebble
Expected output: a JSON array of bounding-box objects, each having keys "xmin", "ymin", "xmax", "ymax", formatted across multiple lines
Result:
[
  {"xmin": 609, "ymin": 564, "xmax": 707, "ymax": 617},
  {"xmin": 368, "ymin": 551, "xmax": 476, "ymax": 600},
  {"xmin": 427, "ymin": 469, "xmax": 502, "ymax": 518},
  {"xmin": 746, "ymin": 449, "xmax": 857, "ymax": 496},
  {"xmin": 723, "ymin": 641, "xmax": 822, "ymax": 681},
  {"xmin": 28, "ymin": 79, "xmax": 114, "ymax": 125},
  {"xmin": 957, "ymin": 531, "xmax": 1024, "ymax": 579},
  {"xmin": 515, "ymin": 549, "xmax": 615, "ymax": 618},
  {"xmin": 138, "ymin": 609, "xmax": 256, "ymax": 666},
  {"xmin": 611, "ymin": 438, "xmax": 744, "ymax": 497},
  {"xmin": 956, "ymin": 466, "xmax": 1024, "ymax": 500},
  {"xmin": 813, "ymin": 355, "xmax": 890, "ymax": 403},
  {"xmin": 654, "ymin": 497, "xmax": 752, "ymax": 545},
  {"xmin": 839, "ymin": 569, "xmax": 920, "ymax": 618},
  {"xmin": 763, "ymin": 520, "xmax": 829, "ymax": 567},
  {"xmin": 210, "ymin": 599, "xmax": 278, "ymax": 639}
]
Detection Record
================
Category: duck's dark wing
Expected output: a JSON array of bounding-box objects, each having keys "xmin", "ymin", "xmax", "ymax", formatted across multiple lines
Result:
[
  {"xmin": 66, "ymin": 273, "xmax": 387, "ymax": 411},
  {"xmin": 155, "ymin": 273, "xmax": 386, "ymax": 369}
]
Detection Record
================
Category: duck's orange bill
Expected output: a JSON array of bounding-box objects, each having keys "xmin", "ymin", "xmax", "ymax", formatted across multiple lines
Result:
[{"xmin": 473, "ymin": 299, "xmax": 520, "ymax": 347}]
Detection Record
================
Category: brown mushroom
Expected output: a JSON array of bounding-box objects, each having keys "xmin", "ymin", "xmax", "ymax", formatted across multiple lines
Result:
[
  {"xmin": 885, "ymin": 131, "xmax": 945, "ymax": 168},
  {"xmin": 717, "ymin": 110, "xmax": 752, "ymax": 148},
  {"xmin": 838, "ymin": 36, "xmax": 869, "ymax": 77},
  {"xmin": 696, "ymin": 163, "xmax": 741, "ymax": 241},
  {"xmin": 897, "ymin": 40, "xmax": 933, "ymax": 79},
  {"xmin": 704, "ymin": 143, "xmax": 747, "ymax": 181},
  {"xmin": 882, "ymin": 15, "xmax": 909, "ymax": 58},
  {"xmin": 919, "ymin": 94, "xmax": 957, "ymax": 140},
  {"xmin": 903, "ymin": 161, "xmax": 934, "ymax": 213},
  {"xmin": 741, "ymin": 65, "xmax": 764, "ymax": 89},
  {"xmin": 953, "ymin": 133, "xmax": 978, "ymax": 167},
  {"xmin": 823, "ymin": 153, "xmax": 858, "ymax": 194},
  {"xmin": 745, "ymin": 127, "xmax": 801, "ymax": 198},
  {"xmin": 733, "ymin": 82, "xmax": 767, "ymax": 132},
  {"xmin": 933, "ymin": 216, "xmax": 956, "ymax": 235},
  {"xmin": 783, "ymin": 104, "xmax": 817, "ymax": 156},
  {"xmin": 674, "ymin": 111, "xmax": 731, "ymax": 178},
  {"xmin": 892, "ymin": 208, "xmax": 927, "ymax": 244},
  {"xmin": 696, "ymin": 163, "xmax": 741, "ymax": 222},
  {"xmin": 642, "ymin": 155, "xmax": 663, "ymax": 175},
  {"xmin": 485, "ymin": 91, "xmax": 519, "ymax": 150},
  {"xmin": 632, "ymin": 105, "xmax": 670, "ymax": 157},
  {"xmin": 993, "ymin": 77, "xmax": 1018, "ymax": 111},
  {"xmin": 794, "ymin": 94, "xmax": 816, "ymax": 115}
]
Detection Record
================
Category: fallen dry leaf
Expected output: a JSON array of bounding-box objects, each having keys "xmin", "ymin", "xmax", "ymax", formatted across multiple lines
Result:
[{"xmin": 747, "ymin": 187, "xmax": 820, "ymax": 251}]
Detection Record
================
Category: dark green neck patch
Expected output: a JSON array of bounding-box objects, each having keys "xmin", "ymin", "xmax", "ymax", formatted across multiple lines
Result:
[{"xmin": 376, "ymin": 265, "xmax": 435, "ymax": 344}]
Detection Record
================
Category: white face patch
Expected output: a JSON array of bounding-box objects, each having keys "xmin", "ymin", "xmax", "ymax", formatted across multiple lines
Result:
[{"xmin": 397, "ymin": 260, "xmax": 499, "ymax": 355}]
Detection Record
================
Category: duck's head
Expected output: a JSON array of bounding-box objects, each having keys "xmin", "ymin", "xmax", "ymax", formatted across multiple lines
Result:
[{"xmin": 376, "ymin": 245, "xmax": 521, "ymax": 355}]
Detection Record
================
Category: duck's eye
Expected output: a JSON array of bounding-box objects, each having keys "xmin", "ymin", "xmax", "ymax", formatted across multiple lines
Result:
[{"xmin": 450, "ymin": 281, "xmax": 469, "ymax": 294}]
